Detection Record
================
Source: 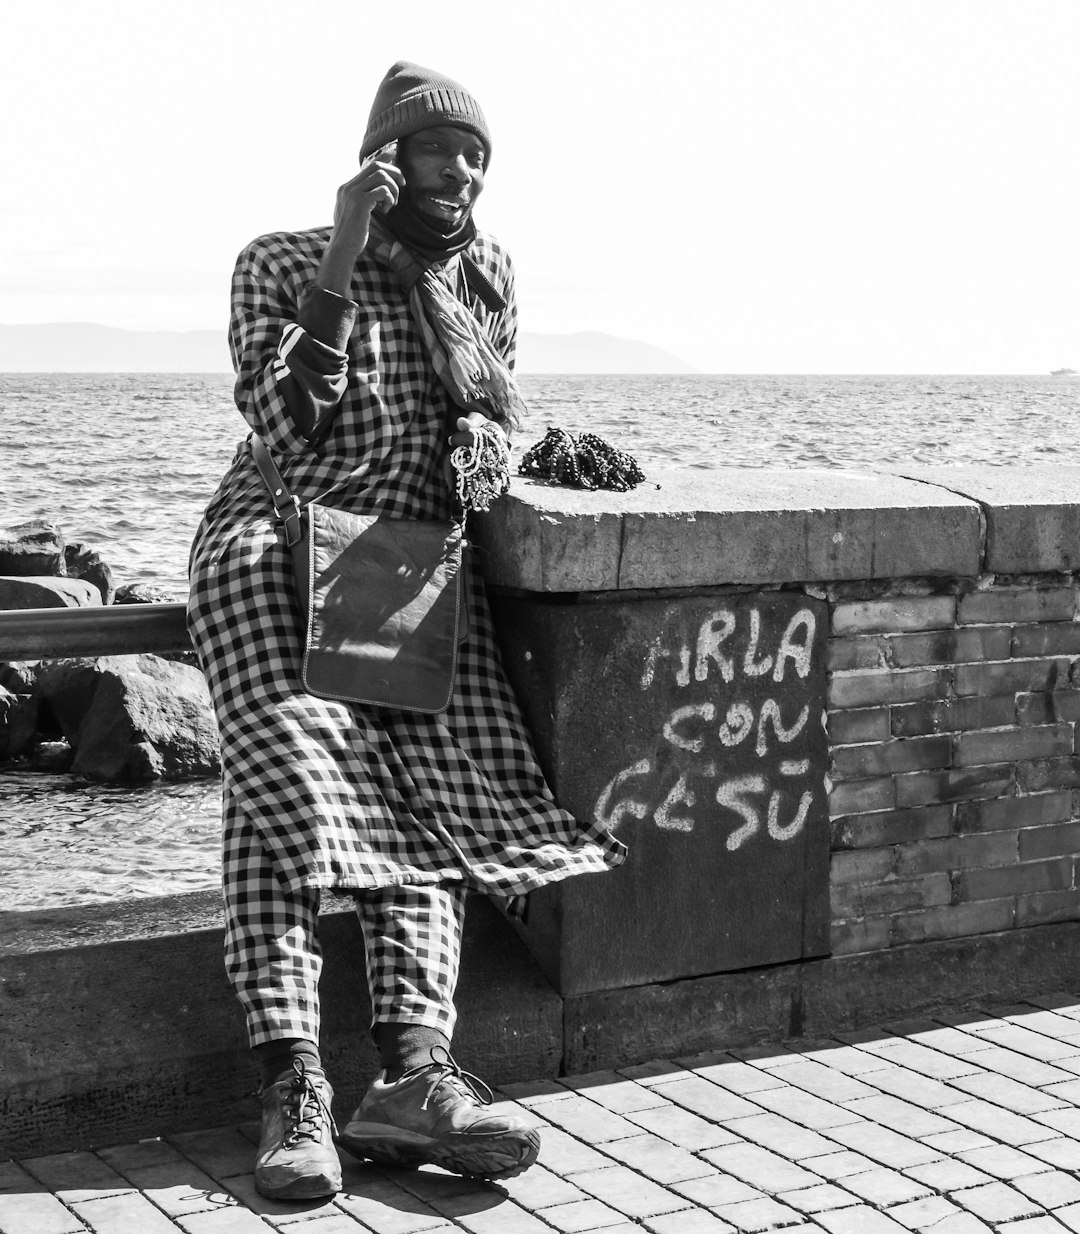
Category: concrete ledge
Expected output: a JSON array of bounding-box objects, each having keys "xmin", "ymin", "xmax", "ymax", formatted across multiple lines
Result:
[
  {"xmin": 477, "ymin": 470, "xmax": 980, "ymax": 590},
  {"xmin": 564, "ymin": 919, "xmax": 1080, "ymax": 1073},
  {"xmin": 0, "ymin": 893, "xmax": 562, "ymax": 1158},
  {"xmin": 903, "ymin": 464, "xmax": 1080, "ymax": 575},
  {"xmin": 8, "ymin": 888, "xmax": 1080, "ymax": 1158}
]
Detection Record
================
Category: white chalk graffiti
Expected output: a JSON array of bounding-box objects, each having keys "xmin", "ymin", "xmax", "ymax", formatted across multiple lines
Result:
[
  {"xmin": 641, "ymin": 605, "xmax": 816, "ymax": 690},
  {"xmin": 663, "ymin": 698, "xmax": 810, "ymax": 758},
  {"xmin": 592, "ymin": 759, "xmax": 654, "ymax": 832},
  {"xmin": 595, "ymin": 604, "xmax": 820, "ymax": 849}
]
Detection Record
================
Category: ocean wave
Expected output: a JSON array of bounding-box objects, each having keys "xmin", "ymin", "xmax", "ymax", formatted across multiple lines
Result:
[{"xmin": 3, "ymin": 370, "xmax": 1080, "ymax": 598}]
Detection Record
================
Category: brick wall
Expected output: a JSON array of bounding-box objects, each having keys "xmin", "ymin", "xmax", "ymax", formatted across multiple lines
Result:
[{"xmin": 827, "ymin": 578, "xmax": 1080, "ymax": 957}]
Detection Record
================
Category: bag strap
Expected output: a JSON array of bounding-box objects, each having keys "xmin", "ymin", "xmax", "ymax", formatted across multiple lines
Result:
[
  {"xmin": 460, "ymin": 255, "xmax": 507, "ymax": 313},
  {"xmin": 251, "ymin": 434, "xmax": 467, "ymax": 541},
  {"xmin": 251, "ymin": 435, "xmax": 304, "ymax": 547}
]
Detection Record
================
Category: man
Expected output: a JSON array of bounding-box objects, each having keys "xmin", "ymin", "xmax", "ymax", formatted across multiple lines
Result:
[{"xmin": 187, "ymin": 62, "xmax": 624, "ymax": 1200}]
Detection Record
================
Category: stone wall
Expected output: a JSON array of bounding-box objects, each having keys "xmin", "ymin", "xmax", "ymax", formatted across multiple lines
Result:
[{"xmin": 476, "ymin": 463, "xmax": 1080, "ymax": 1022}]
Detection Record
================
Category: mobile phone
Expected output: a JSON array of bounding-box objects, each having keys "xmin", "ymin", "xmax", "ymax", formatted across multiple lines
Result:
[
  {"xmin": 364, "ymin": 141, "xmax": 399, "ymax": 212},
  {"xmin": 374, "ymin": 140, "xmax": 398, "ymax": 167}
]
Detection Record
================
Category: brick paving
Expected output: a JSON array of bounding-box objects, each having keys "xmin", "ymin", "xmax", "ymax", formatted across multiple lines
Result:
[{"xmin": 13, "ymin": 997, "xmax": 1080, "ymax": 1231}]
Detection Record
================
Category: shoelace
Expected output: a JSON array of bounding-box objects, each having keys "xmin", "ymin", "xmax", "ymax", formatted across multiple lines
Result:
[
  {"xmin": 281, "ymin": 1058, "xmax": 336, "ymax": 1147},
  {"xmin": 399, "ymin": 1046, "xmax": 496, "ymax": 1112}
]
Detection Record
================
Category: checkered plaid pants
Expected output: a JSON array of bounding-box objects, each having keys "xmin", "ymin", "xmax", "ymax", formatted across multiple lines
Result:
[{"xmin": 223, "ymin": 806, "xmax": 465, "ymax": 1047}]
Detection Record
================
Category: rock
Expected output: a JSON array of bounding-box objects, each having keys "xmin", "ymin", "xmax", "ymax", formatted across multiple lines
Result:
[
  {"xmin": 3, "ymin": 660, "xmax": 68, "ymax": 743},
  {"xmin": 0, "ymin": 662, "xmax": 38, "ymax": 694},
  {"xmin": 36, "ymin": 654, "xmax": 219, "ymax": 783},
  {"xmin": 25, "ymin": 740, "xmax": 74, "ymax": 772},
  {"xmin": 64, "ymin": 542, "xmax": 116, "ymax": 605},
  {"xmin": 0, "ymin": 576, "xmax": 102, "ymax": 609},
  {"xmin": 114, "ymin": 582, "xmax": 180, "ymax": 605},
  {"xmin": 0, "ymin": 520, "xmax": 66, "ymax": 576},
  {"xmin": 0, "ymin": 684, "xmax": 38, "ymax": 758},
  {"xmin": 0, "ymin": 662, "xmax": 40, "ymax": 759},
  {"xmin": 163, "ymin": 649, "xmax": 199, "ymax": 668},
  {"xmin": 34, "ymin": 659, "xmax": 103, "ymax": 744}
]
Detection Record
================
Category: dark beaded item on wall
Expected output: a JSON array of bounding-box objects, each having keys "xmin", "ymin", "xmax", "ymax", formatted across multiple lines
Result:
[{"xmin": 517, "ymin": 428, "xmax": 646, "ymax": 492}]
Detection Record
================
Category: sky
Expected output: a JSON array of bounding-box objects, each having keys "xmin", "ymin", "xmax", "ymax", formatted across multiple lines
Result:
[{"xmin": 2, "ymin": 0, "xmax": 1077, "ymax": 373}]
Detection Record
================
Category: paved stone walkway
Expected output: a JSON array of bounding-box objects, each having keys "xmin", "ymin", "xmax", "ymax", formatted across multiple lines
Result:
[{"xmin": 12, "ymin": 996, "xmax": 1080, "ymax": 1232}]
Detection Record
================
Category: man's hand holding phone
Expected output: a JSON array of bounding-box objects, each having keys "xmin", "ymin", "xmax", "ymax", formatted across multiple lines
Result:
[
  {"xmin": 335, "ymin": 142, "xmax": 402, "ymax": 232},
  {"xmin": 316, "ymin": 143, "xmax": 403, "ymax": 297}
]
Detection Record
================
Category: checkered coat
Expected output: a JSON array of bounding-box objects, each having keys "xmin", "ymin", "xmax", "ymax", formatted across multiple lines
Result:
[{"xmin": 187, "ymin": 224, "xmax": 625, "ymax": 897}]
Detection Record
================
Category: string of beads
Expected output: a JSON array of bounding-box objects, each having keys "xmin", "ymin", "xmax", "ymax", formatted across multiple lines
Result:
[
  {"xmin": 450, "ymin": 419, "xmax": 512, "ymax": 512},
  {"xmin": 517, "ymin": 428, "xmax": 646, "ymax": 492}
]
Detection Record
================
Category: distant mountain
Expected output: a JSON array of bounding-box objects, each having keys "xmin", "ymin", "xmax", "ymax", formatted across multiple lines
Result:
[
  {"xmin": 0, "ymin": 322, "xmax": 695, "ymax": 375},
  {"xmin": 0, "ymin": 323, "xmax": 230, "ymax": 373}
]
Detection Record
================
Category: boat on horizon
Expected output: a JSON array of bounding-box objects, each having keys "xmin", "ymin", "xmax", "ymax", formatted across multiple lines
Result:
[{"xmin": 1051, "ymin": 367, "xmax": 1077, "ymax": 376}]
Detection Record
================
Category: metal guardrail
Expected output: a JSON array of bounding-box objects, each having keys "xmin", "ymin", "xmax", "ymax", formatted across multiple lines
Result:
[{"xmin": 0, "ymin": 603, "xmax": 192, "ymax": 660}]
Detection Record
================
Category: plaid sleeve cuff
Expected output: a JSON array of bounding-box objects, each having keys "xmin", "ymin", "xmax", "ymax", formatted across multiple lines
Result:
[{"xmin": 298, "ymin": 286, "xmax": 358, "ymax": 351}]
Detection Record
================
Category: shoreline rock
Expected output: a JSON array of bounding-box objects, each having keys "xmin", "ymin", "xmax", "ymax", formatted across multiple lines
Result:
[
  {"xmin": 0, "ymin": 519, "xmax": 65, "ymax": 576},
  {"xmin": 114, "ymin": 582, "xmax": 178, "ymax": 605},
  {"xmin": 1, "ymin": 519, "xmax": 214, "ymax": 784},
  {"xmin": 65, "ymin": 542, "xmax": 115, "ymax": 605},
  {"xmin": 0, "ymin": 576, "xmax": 102, "ymax": 609},
  {"xmin": 37, "ymin": 655, "xmax": 219, "ymax": 783}
]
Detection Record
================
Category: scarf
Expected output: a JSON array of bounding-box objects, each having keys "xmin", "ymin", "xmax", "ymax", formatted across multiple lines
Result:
[
  {"xmin": 369, "ymin": 213, "xmax": 525, "ymax": 432},
  {"xmin": 381, "ymin": 197, "xmax": 477, "ymax": 265}
]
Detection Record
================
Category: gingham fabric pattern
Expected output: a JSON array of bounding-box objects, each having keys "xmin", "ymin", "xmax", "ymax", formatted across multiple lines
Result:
[
  {"xmin": 222, "ymin": 797, "xmax": 466, "ymax": 1044},
  {"xmin": 188, "ymin": 224, "xmax": 625, "ymax": 903},
  {"xmin": 354, "ymin": 884, "xmax": 467, "ymax": 1036},
  {"xmin": 222, "ymin": 791, "xmax": 324, "ymax": 1045}
]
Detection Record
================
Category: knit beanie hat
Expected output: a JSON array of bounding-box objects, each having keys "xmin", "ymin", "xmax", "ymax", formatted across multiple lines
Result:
[{"xmin": 360, "ymin": 61, "xmax": 491, "ymax": 161}]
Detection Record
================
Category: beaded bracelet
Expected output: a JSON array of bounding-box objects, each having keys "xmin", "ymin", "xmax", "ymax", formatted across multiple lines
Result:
[
  {"xmin": 450, "ymin": 419, "xmax": 512, "ymax": 512},
  {"xmin": 517, "ymin": 428, "xmax": 646, "ymax": 492}
]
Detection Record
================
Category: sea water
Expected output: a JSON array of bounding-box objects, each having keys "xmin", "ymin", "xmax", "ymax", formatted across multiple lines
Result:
[
  {"xmin": 2, "ymin": 371, "xmax": 1078, "ymax": 908},
  {"xmin": 3, "ymin": 372, "xmax": 1077, "ymax": 595}
]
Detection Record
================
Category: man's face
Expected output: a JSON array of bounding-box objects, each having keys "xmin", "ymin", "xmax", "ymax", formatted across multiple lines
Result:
[{"xmin": 397, "ymin": 125, "xmax": 486, "ymax": 227}]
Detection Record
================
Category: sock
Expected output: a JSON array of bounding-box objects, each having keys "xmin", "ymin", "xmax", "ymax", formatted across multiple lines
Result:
[
  {"xmin": 253, "ymin": 1037, "xmax": 322, "ymax": 1089},
  {"xmin": 373, "ymin": 1023, "xmax": 450, "ymax": 1082}
]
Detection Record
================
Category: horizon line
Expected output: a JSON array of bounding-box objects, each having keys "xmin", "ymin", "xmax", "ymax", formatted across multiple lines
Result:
[{"xmin": 0, "ymin": 369, "xmax": 1074, "ymax": 378}]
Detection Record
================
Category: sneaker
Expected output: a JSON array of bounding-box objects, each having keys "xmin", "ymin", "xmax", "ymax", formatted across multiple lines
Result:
[
  {"xmin": 254, "ymin": 1058, "xmax": 342, "ymax": 1200},
  {"xmin": 337, "ymin": 1049, "xmax": 540, "ymax": 1180}
]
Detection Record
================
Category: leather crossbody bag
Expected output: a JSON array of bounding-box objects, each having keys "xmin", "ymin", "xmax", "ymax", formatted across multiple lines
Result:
[{"xmin": 251, "ymin": 435, "xmax": 464, "ymax": 713}]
